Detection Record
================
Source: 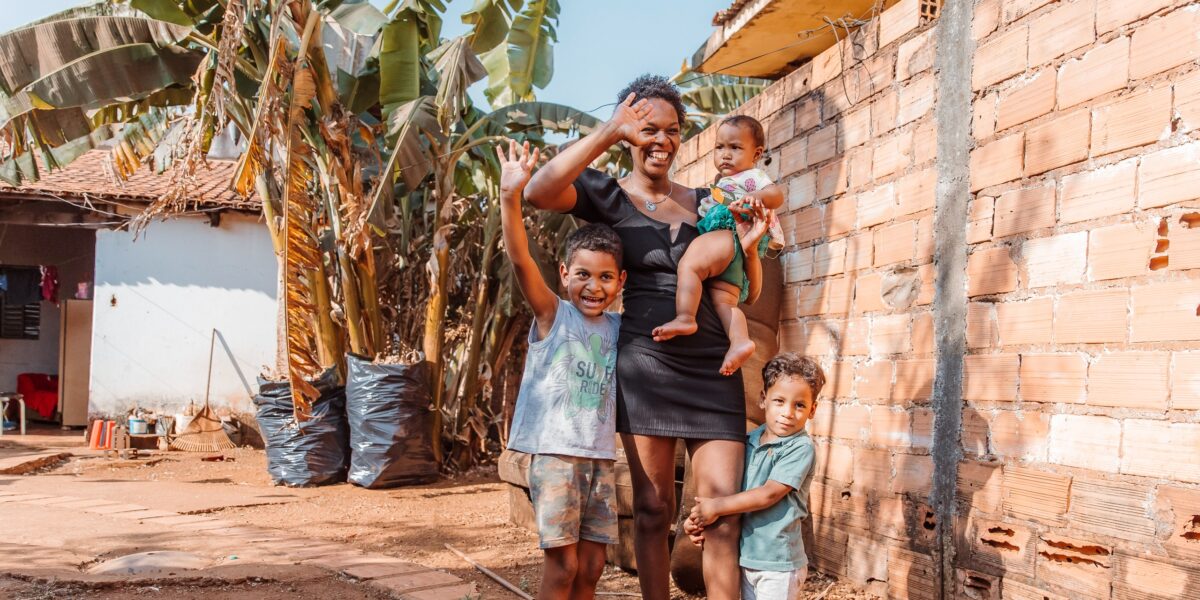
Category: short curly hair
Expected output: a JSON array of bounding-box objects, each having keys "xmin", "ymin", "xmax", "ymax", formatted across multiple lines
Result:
[
  {"xmin": 720, "ymin": 115, "xmax": 765, "ymax": 148},
  {"xmin": 564, "ymin": 223, "xmax": 623, "ymax": 267},
  {"xmin": 762, "ymin": 353, "xmax": 826, "ymax": 399},
  {"xmin": 617, "ymin": 74, "xmax": 687, "ymax": 127}
]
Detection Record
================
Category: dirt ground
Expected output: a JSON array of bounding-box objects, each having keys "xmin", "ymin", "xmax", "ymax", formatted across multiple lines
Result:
[{"xmin": 31, "ymin": 446, "xmax": 876, "ymax": 599}]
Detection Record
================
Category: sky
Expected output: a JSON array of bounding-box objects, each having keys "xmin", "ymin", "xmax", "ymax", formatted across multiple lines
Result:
[{"xmin": 0, "ymin": 0, "xmax": 733, "ymax": 121}]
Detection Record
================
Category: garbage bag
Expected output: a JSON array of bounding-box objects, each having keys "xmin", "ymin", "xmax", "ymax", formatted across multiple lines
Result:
[
  {"xmin": 253, "ymin": 369, "xmax": 348, "ymax": 487},
  {"xmin": 346, "ymin": 354, "xmax": 438, "ymax": 488}
]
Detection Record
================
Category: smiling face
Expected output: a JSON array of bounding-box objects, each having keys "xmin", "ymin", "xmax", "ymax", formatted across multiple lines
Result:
[
  {"xmin": 629, "ymin": 98, "xmax": 682, "ymax": 179},
  {"xmin": 714, "ymin": 121, "xmax": 764, "ymax": 178},
  {"xmin": 559, "ymin": 249, "xmax": 626, "ymax": 318},
  {"xmin": 758, "ymin": 375, "xmax": 817, "ymax": 440}
]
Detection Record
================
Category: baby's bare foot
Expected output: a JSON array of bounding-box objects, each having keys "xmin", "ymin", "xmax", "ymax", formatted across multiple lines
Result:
[
  {"xmin": 653, "ymin": 316, "xmax": 698, "ymax": 342},
  {"xmin": 720, "ymin": 339, "xmax": 756, "ymax": 375}
]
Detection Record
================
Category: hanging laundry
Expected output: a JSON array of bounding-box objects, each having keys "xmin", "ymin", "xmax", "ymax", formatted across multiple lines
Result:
[
  {"xmin": 40, "ymin": 266, "xmax": 59, "ymax": 304},
  {"xmin": 0, "ymin": 267, "xmax": 39, "ymax": 305}
]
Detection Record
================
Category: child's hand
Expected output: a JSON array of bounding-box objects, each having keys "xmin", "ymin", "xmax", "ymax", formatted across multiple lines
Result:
[
  {"xmin": 727, "ymin": 195, "xmax": 765, "ymax": 222},
  {"xmin": 690, "ymin": 496, "xmax": 720, "ymax": 527},
  {"xmin": 735, "ymin": 204, "xmax": 773, "ymax": 254},
  {"xmin": 683, "ymin": 516, "xmax": 706, "ymax": 548},
  {"xmin": 496, "ymin": 139, "xmax": 540, "ymax": 198},
  {"xmin": 609, "ymin": 93, "xmax": 655, "ymax": 148}
]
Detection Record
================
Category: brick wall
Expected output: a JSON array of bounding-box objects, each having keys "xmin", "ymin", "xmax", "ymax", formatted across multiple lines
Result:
[{"xmin": 673, "ymin": 0, "xmax": 1200, "ymax": 598}]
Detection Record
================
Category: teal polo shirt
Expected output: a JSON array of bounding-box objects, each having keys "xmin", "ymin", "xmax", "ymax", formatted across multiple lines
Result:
[{"xmin": 739, "ymin": 425, "xmax": 815, "ymax": 572}]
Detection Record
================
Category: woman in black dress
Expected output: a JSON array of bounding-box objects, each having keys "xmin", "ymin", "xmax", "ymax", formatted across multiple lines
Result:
[{"xmin": 525, "ymin": 75, "xmax": 773, "ymax": 600}]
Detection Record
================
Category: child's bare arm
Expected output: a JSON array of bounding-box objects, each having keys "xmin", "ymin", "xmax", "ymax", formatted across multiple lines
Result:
[
  {"xmin": 736, "ymin": 204, "xmax": 774, "ymax": 305},
  {"xmin": 731, "ymin": 183, "xmax": 785, "ymax": 216},
  {"xmin": 689, "ymin": 481, "xmax": 793, "ymax": 527},
  {"xmin": 497, "ymin": 140, "xmax": 558, "ymax": 335}
]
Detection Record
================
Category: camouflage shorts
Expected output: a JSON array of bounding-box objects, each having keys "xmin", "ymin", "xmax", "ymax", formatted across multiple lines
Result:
[{"xmin": 528, "ymin": 454, "xmax": 618, "ymax": 549}]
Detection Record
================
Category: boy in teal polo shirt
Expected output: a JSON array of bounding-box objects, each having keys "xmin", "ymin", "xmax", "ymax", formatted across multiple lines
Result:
[{"xmin": 684, "ymin": 353, "xmax": 825, "ymax": 600}]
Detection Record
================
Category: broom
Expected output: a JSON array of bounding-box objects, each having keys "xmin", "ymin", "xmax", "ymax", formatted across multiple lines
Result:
[{"xmin": 170, "ymin": 330, "xmax": 237, "ymax": 452}]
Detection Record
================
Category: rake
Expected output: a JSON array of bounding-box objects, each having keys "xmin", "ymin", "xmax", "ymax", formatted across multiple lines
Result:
[{"xmin": 170, "ymin": 330, "xmax": 237, "ymax": 452}]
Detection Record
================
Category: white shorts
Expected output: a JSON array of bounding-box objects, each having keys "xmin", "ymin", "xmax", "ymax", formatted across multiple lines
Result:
[{"xmin": 740, "ymin": 566, "xmax": 809, "ymax": 600}]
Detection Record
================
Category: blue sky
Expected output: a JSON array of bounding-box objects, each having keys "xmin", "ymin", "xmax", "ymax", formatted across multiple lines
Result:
[{"xmin": 1, "ymin": 0, "xmax": 732, "ymax": 120}]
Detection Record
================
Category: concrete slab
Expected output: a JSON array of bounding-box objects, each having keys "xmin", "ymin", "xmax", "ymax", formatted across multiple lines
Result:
[
  {"xmin": 0, "ymin": 450, "xmax": 71, "ymax": 475},
  {"xmin": 0, "ymin": 475, "xmax": 304, "ymax": 513},
  {"xmin": 401, "ymin": 583, "xmax": 478, "ymax": 600},
  {"xmin": 87, "ymin": 551, "xmax": 210, "ymax": 575}
]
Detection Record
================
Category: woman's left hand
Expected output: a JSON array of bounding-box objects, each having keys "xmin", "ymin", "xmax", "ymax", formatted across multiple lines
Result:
[{"xmin": 735, "ymin": 204, "xmax": 772, "ymax": 253}]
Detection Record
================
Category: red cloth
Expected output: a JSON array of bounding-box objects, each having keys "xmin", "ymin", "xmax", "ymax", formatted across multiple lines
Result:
[
  {"xmin": 40, "ymin": 266, "xmax": 59, "ymax": 305},
  {"xmin": 16, "ymin": 373, "xmax": 58, "ymax": 420}
]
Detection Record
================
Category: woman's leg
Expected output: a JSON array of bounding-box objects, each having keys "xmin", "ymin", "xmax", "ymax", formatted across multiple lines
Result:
[
  {"xmin": 621, "ymin": 433, "xmax": 680, "ymax": 600},
  {"xmin": 687, "ymin": 438, "xmax": 746, "ymax": 600},
  {"xmin": 568, "ymin": 540, "xmax": 609, "ymax": 600},
  {"xmin": 653, "ymin": 231, "xmax": 735, "ymax": 341},
  {"xmin": 709, "ymin": 283, "xmax": 755, "ymax": 375}
]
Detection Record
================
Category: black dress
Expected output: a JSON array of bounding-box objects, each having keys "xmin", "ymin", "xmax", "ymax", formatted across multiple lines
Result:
[{"xmin": 570, "ymin": 168, "xmax": 746, "ymax": 441}]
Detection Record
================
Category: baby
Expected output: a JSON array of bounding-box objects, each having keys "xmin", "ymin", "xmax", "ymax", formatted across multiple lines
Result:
[{"xmin": 652, "ymin": 115, "xmax": 784, "ymax": 375}]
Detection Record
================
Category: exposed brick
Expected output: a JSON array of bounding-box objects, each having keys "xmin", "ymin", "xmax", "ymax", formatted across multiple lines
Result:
[
  {"xmin": 827, "ymin": 362, "xmax": 855, "ymax": 399},
  {"xmin": 967, "ymin": 247, "xmax": 1018, "ymax": 296},
  {"xmin": 820, "ymin": 276, "xmax": 854, "ymax": 315},
  {"xmin": 808, "ymin": 124, "xmax": 840, "ymax": 167},
  {"xmin": 1172, "ymin": 214, "xmax": 1200, "ymax": 271},
  {"xmin": 1091, "ymin": 86, "xmax": 1172, "ymax": 156},
  {"xmin": 1131, "ymin": 279, "xmax": 1200, "ymax": 342},
  {"xmin": 912, "ymin": 312, "xmax": 933, "ymax": 354},
  {"xmin": 796, "ymin": 282, "xmax": 823, "ymax": 317},
  {"xmin": 1060, "ymin": 158, "xmax": 1137, "ymax": 223},
  {"xmin": 878, "ymin": 0, "xmax": 921, "ymax": 48},
  {"xmin": 996, "ymin": 70, "xmax": 1056, "ymax": 131},
  {"xmin": 817, "ymin": 441, "xmax": 854, "ymax": 483},
  {"xmin": 790, "ymin": 206, "xmax": 823, "ymax": 245},
  {"xmin": 1155, "ymin": 485, "xmax": 1200, "ymax": 560},
  {"xmin": 864, "ymin": 402, "xmax": 910, "ymax": 448},
  {"xmin": 916, "ymin": 215, "xmax": 934, "ymax": 261},
  {"xmin": 964, "ymin": 410, "xmax": 989, "ymax": 455},
  {"xmin": 862, "ymin": 49, "xmax": 895, "ymax": 94},
  {"xmin": 1001, "ymin": 578, "xmax": 1069, "ymax": 600},
  {"xmin": 1113, "ymin": 553, "xmax": 1200, "ymax": 600},
  {"xmin": 991, "ymin": 411, "xmax": 1050, "ymax": 461},
  {"xmin": 1056, "ymin": 289, "xmax": 1128, "ymax": 344},
  {"xmin": 830, "ymin": 403, "xmax": 871, "ymax": 441},
  {"xmin": 896, "ymin": 168, "xmax": 936, "ymax": 216},
  {"xmin": 1121, "ymin": 420, "xmax": 1200, "ymax": 483},
  {"xmin": 993, "ymin": 185, "xmax": 1056, "ymax": 238},
  {"xmin": 968, "ymin": 302, "xmax": 997, "ymax": 348},
  {"xmin": 1035, "ymin": 534, "xmax": 1114, "ymax": 599},
  {"xmin": 1024, "ymin": 109, "xmax": 1090, "ymax": 176},
  {"xmin": 888, "ymin": 547, "xmax": 937, "ymax": 600},
  {"xmin": 973, "ymin": 91, "xmax": 997, "ymax": 140},
  {"xmin": 814, "ymin": 238, "xmax": 847, "ymax": 277},
  {"xmin": 971, "ymin": 133, "xmax": 1025, "ymax": 191},
  {"xmin": 896, "ymin": 28, "xmax": 935, "ymax": 81},
  {"xmin": 1057, "ymin": 35, "xmax": 1129, "ymax": 109},
  {"xmin": 1129, "ymin": 5, "xmax": 1200, "ymax": 81},
  {"xmin": 1028, "ymin": 0, "xmax": 1096, "ymax": 66},
  {"xmin": 1049, "ymin": 414, "xmax": 1122, "ymax": 472},
  {"xmin": 855, "ymin": 272, "xmax": 885, "ymax": 313},
  {"xmin": 967, "ymin": 516, "xmax": 1036, "ymax": 578},
  {"xmin": 1024, "ymin": 231, "xmax": 1088, "ymax": 288},
  {"xmin": 968, "ymin": 196, "xmax": 995, "ymax": 244},
  {"xmin": 780, "ymin": 320, "xmax": 805, "ymax": 353},
  {"xmin": 841, "ymin": 105, "xmax": 872, "ymax": 149},
  {"xmin": 974, "ymin": 0, "xmax": 1000, "ymax": 40},
  {"xmin": 892, "ymin": 453, "xmax": 934, "ymax": 495},
  {"xmin": 1003, "ymin": 466, "xmax": 1071, "ymax": 525},
  {"xmin": 1138, "ymin": 142, "xmax": 1200, "ymax": 209},
  {"xmin": 1088, "ymin": 351, "xmax": 1170, "ymax": 409},
  {"xmin": 816, "ymin": 159, "xmax": 848, "ymax": 200},
  {"xmin": 846, "ymin": 318, "xmax": 871, "ymax": 355},
  {"xmin": 857, "ymin": 359, "xmax": 893, "ymax": 400},
  {"xmin": 1097, "ymin": 0, "xmax": 1174, "ymax": 33},
  {"xmin": 964, "ymin": 353, "xmax": 1019, "ymax": 402},
  {"xmin": 846, "ymin": 231, "xmax": 874, "ymax": 271},
  {"xmin": 912, "ymin": 407, "xmax": 934, "ymax": 449},
  {"xmin": 810, "ymin": 43, "xmax": 842, "ymax": 90},
  {"xmin": 783, "ymin": 247, "xmax": 814, "ymax": 283},
  {"xmin": 1089, "ymin": 221, "xmax": 1154, "ymax": 281},
  {"xmin": 1002, "ymin": 0, "xmax": 1054, "ymax": 23},
  {"xmin": 874, "ymin": 220, "xmax": 917, "ymax": 267},
  {"xmin": 1172, "ymin": 353, "xmax": 1200, "ymax": 410},
  {"xmin": 974, "ymin": 26, "xmax": 1029, "ymax": 90},
  {"xmin": 857, "ymin": 183, "xmax": 895, "ymax": 228},
  {"xmin": 898, "ymin": 73, "xmax": 936, "ymax": 125},
  {"xmin": 1020, "ymin": 353, "xmax": 1087, "ymax": 403},
  {"xmin": 810, "ymin": 520, "xmax": 849, "ymax": 574},
  {"xmin": 824, "ymin": 195, "xmax": 857, "ymax": 238},
  {"xmin": 996, "ymin": 297, "xmax": 1053, "ymax": 345},
  {"xmin": 872, "ymin": 133, "xmax": 910, "ymax": 180},
  {"xmin": 846, "ymin": 146, "xmax": 874, "ymax": 190},
  {"xmin": 958, "ymin": 461, "xmax": 1003, "ymax": 515},
  {"xmin": 871, "ymin": 90, "xmax": 899, "ymax": 135},
  {"xmin": 871, "ymin": 313, "xmax": 911, "ymax": 355},
  {"xmin": 795, "ymin": 95, "xmax": 822, "ymax": 133},
  {"xmin": 1069, "ymin": 479, "xmax": 1157, "ymax": 542},
  {"xmin": 912, "ymin": 119, "xmax": 937, "ymax": 165},
  {"xmin": 917, "ymin": 262, "xmax": 935, "ymax": 305},
  {"xmin": 766, "ymin": 108, "xmax": 794, "ymax": 150},
  {"xmin": 779, "ymin": 139, "xmax": 808, "ymax": 177},
  {"xmin": 786, "ymin": 170, "xmax": 817, "ymax": 211},
  {"xmin": 852, "ymin": 447, "xmax": 891, "ymax": 492},
  {"xmin": 1175, "ymin": 68, "xmax": 1200, "ymax": 131},
  {"xmin": 893, "ymin": 358, "xmax": 934, "ymax": 402}
]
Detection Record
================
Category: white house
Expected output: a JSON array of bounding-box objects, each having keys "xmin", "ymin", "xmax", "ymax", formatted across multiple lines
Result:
[{"xmin": 0, "ymin": 150, "xmax": 278, "ymax": 424}]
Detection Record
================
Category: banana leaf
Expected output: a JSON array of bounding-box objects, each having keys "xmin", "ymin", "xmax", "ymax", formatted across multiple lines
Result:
[
  {"xmin": 131, "ymin": 0, "xmax": 194, "ymax": 26},
  {"xmin": 379, "ymin": 10, "xmax": 420, "ymax": 108}
]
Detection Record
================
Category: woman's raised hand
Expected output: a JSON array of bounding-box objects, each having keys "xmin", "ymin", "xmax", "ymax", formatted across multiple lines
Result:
[
  {"xmin": 496, "ymin": 139, "xmax": 540, "ymax": 198},
  {"xmin": 609, "ymin": 93, "xmax": 655, "ymax": 148}
]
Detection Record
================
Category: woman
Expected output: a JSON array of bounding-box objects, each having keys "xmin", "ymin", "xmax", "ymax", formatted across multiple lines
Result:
[{"xmin": 524, "ymin": 75, "xmax": 781, "ymax": 600}]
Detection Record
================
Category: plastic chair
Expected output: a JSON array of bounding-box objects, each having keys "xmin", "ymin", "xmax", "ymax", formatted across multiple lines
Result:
[{"xmin": 0, "ymin": 393, "xmax": 26, "ymax": 436}]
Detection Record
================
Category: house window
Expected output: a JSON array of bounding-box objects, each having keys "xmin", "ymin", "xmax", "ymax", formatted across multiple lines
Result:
[{"xmin": 0, "ymin": 266, "xmax": 41, "ymax": 340}]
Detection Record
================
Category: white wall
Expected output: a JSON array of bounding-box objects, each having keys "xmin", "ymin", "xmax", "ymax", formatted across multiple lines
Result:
[
  {"xmin": 0, "ymin": 224, "xmax": 95, "ymax": 394},
  {"xmin": 90, "ymin": 213, "xmax": 277, "ymax": 416}
]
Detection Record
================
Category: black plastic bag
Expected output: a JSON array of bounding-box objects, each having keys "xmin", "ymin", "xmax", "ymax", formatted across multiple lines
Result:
[
  {"xmin": 346, "ymin": 354, "xmax": 438, "ymax": 488},
  {"xmin": 253, "ymin": 370, "xmax": 348, "ymax": 487}
]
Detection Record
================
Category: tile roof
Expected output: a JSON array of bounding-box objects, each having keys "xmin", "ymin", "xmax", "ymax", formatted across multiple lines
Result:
[
  {"xmin": 712, "ymin": 0, "xmax": 752, "ymax": 25},
  {"xmin": 0, "ymin": 149, "xmax": 258, "ymax": 211}
]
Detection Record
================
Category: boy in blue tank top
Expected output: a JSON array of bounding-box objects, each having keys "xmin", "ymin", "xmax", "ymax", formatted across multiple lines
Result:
[
  {"xmin": 684, "ymin": 353, "xmax": 825, "ymax": 600},
  {"xmin": 497, "ymin": 139, "xmax": 626, "ymax": 600}
]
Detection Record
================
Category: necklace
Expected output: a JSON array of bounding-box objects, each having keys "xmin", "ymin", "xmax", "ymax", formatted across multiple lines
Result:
[{"xmin": 643, "ymin": 194, "xmax": 670, "ymax": 212}]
